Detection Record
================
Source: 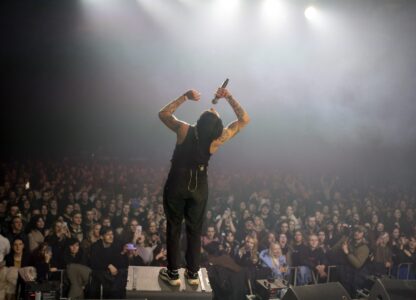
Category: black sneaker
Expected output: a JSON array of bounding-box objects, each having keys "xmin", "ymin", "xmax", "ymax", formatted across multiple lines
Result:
[
  {"xmin": 184, "ymin": 269, "xmax": 199, "ymax": 286},
  {"xmin": 159, "ymin": 268, "xmax": 181, "ymax": 286}
]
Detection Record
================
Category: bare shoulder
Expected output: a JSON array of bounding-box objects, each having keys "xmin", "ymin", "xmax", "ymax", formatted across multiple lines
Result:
[
  {"xmin": 209, "ymin": 121, "xmax": 241, "ymax": 153},
  {"xmin": 176, "ymin": 122, "xmax": 190, "ymax": 145}
]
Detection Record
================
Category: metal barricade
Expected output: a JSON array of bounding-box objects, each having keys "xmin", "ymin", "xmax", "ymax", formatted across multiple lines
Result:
[
  {"xmin": 285, "ymin": 266, "xmax": 299, "ymax": 286},
  {"xmin": 396, "ymin": 263, "xmax": 413, "ymax": 280},
  {"xmin": 327, "ymin": 265, "xmax": 337, "ymax": 283}
]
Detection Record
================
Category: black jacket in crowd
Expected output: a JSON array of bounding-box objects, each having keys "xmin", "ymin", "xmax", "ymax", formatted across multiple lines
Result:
[
  {"xmin": 89, "ymin": 240, "xmax": 128, "ymax": 271},
  {"xmin": 299, "ymin": 246, "xmax": 329, "ymax": 269}
]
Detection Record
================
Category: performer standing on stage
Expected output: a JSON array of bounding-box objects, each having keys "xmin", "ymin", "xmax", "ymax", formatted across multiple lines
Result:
[{"xmin": 158, "ymin": 86, "xmax": 250, "ymax": 286}]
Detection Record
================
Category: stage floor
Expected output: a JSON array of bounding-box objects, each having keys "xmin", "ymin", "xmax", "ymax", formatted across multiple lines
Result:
[{"xmin": 126, "ymin": 266, "xmax": 212, "ymax": 299}]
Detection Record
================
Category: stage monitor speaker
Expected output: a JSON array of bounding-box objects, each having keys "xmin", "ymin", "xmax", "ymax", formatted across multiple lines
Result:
[
  {"xmin": 281, "ymin": 282, "xmax": 351, "ymax": 300},
  {"xmin": 126, "ymin": 266, "xmax": 212, "ymax": 300},
  {"xmin": 368, "ymin": 278, "xmax": 416, "ymax": 300}
]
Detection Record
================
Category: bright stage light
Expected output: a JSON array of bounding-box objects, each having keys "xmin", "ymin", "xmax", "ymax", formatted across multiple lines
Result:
[
  {"xmin": 304, "ymin": 6, "xmax": 318, "ymax": 21},
  {"xmin": 212, "ymin": 0, "xmax": 240, "ymax": 18},
  {"xmin": 136, "ymin": 0, "xmax": 179, "ymax": 27},
  {"xmin": 208, "ymin": 0, "xmax": 241, "ymax": 31},
  {"xmin": 261, "ymin": 0, "xmax": 287, "ymax": 26}
]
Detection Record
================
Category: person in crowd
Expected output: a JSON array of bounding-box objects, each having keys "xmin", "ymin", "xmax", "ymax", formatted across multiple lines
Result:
[
  {"xmin": 45, "ymin": 220, "xmax": 71, "ymax": 268},
  {"xmin": 222, "ymin": 230, "xmax": 240, "ymax": 256},
  {"xmin": 81, "ymin": 223, "xmax": 101, "ymax": 255},
  {"xmin": 259, "ymin": 242, "xmax": 288, "ymax": 280},
  {"xmin": 275, "ymin": 221, "xmax": 291, "ymax": 241},
  {"xmin": 19, "ymin": 199, "xmax": 32, "ymax": 223},
  {"xmin": 114, "ymin": 203, "xmax": 131, "ymax": 230},
  {"xmin": 259, "ymin": 232, "xmax": 276, "ymax": 252},
  {"xmin": 40, "ymin": 204, "xmax": 53, "ymax": 229},
  {"xmin": 63, "ymin": 238, "xmax": 88, "ymax": 267},
  {"xmin": 5, "ymin": 216, "xmax": 28, "ymax": 247},
  {"xmin": 147, "ymin": 221, "xmax": 159, "ymax": 237},
  {"xmin": 151, "ymin": 244, "xmax": 168, "ymax": 267},
  {"xmin": 64, "ymin": 238, "xmax": 91, "ymax": 299},
  {"xmin": 148, "ymin": 232, "xmax": 161, "ymax": 247},
  {"xmin": 297, "ymin": 234, "xmax": 328, "ymax": 285},
  {"xmin": 204, "ymin": 209, "xmax": 215, "ymax": 232},
  {"xmin": 62, "ymin": 204, "xmax": 74, "ymax": 225},
  {"xmin": 370, "ymin": 232, "xmax": 393, "ymax": 276},
  {"xmin": 291, "ymin": 230, "xmax": 307, "ymax": 268},
  {"xmin": 134, "ymin": 232, "xmax": 154, "ymax": 265},
  {"xmin": 204, "ymin": 241, "xmax": 247, "ymax": 300},
  {"xmin": 234, "ymin": 235, "xmax": 259, "ymax": 269},
  {"xmin": 304, "ymin": 216, "xmax": 319, "ymax": 237},
  {"xmin": 259, "ymin": 204, "xmax": 274, "ymax": 230},
  {"xmin": 4, "ymin": 237, "xmax": 30, "ymax": 300},
  {"xmin": 77, "ymin": 191, "xmax": 92, "ymax": 213},
  {"xmin": 124, "ymin": 243, "xmax": 145, "ymax": 266},
  {"xmin": 253, "ymin": 216, "xmax": 268, "ymax": 244},
  {"xmin": 236, "ymin": 217, "xmax": 255, "ymax": 243},
  {"xmin": 394, "ymin": 235, "xmax": 416, "ymax": 279},
  {"xmin": 48, "ymin": 198, "xmax": 59, "ymax": 221},
  {"xmin": 332, "ymin": 226, "xmax": 370, "ymax": 297},
  {"xmin": 89, "ymin": 226, "xmax": 128, "ymax": 299},
  {"xmin": 318, "ymin": 230, "xmax": 330, "ymax": 253},
  {"xmin": 285, "ymin": 206, "xmax": 300, "ymax": 229},
  {"xmin": 388, "ymin": 209, "xmax": 404, "ymax": 232},
  {"xmin": 82, "ymin": 210, "xmax": 95, "ymax": 237},
  {"xmin": 202, "ymin": 225, "xmax": 220, "ymax": 248},
  {"xmin": 278, "ymin": 233, "xmax": 292, "ymax": 261},
  {"xmin": 5, "ymin": 237, "xmax": 29, "ymax": 267},
  {"xmin": 69, "ymin": 211, "xmax": 84, "ymax": 243},
  {"xmin": 31, "ymin": 243, "xmax": 59, "ymax": 281},
  {"xmin": 119, "ymin": 218, "xmax": 141, "ymax": 246},
  {"xmin": 101, "ymin": 215, "xmax": 112, "ymax": 228},
  {"xmin": 4, "ymin": 205, "xmax": 21, "ymax": 226},
  {"xmin": 27, "ymin": 216, "xmax": 48, "ymax": 252},
  {"xmin": 216, "ymin": 209, "xmax": 236, "ymax": 236}
]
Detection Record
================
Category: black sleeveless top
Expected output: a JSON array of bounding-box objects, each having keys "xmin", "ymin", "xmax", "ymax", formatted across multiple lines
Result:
[{"xmin": 170, "ymin": 126, "xmax": 211, "ymax": 169}]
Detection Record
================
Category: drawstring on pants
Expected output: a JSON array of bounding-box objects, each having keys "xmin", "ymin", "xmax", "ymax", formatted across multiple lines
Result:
[
  {"xmin": 188, "ymin": 169, "xmax": 198, "ymax": 192},
  {"xmin": 187, "ymin": 165, "xmax": 205, "ymax": 192}
]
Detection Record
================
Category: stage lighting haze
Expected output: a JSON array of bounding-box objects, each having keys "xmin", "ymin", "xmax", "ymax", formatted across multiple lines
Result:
[{"xmin": 304, "ymin": 6, "xmax": 318, "ymax": 21}]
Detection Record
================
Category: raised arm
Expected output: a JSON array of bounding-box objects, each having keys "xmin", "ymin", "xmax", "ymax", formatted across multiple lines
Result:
[
  {"xmin": 211, "ymin": 88, "xmax": 250, "ymax": 149},
  {"xmin": 158, "ymin": 90, "xmax": 200, "ymax": 131},
  {"xmin": 158, "ymin": 95, "xmax": 187, "ymax": 133}
]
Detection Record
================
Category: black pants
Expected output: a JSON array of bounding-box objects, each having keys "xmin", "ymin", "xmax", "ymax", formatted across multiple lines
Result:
[
  {"xmin": 89, "ymin": 269, "xmax": 128, "ymax": 299},
  {"xmin": 163, "ymin": 167, "xmax": 208, "ymax": 273}
]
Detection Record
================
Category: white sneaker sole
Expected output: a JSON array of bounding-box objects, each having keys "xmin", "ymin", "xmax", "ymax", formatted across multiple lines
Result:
[
  {"xmin": 186, "ymin": 278, "xmax": 199, "ymax": 286},
  {"xmin": 159, "ymin": 272, "xmax": 181, "ymax": 286}
]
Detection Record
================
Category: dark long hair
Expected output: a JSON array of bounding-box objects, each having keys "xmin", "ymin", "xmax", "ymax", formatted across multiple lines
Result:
[
  {"xmin": 196, "ymin": 111, "xmax": 223, "ymax": 150},
  {"xmin": 26, "ymin": 215, "xmax": 46, "ymax": 235}
]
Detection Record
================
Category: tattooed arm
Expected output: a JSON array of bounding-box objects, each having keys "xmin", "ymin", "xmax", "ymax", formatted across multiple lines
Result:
[
  {"xmin": 158, "ymin": 90, "xmax": 201, "ymax": 134},
  {"xmin": 211, "ymin": 88, "xmax": 250, "ymax": 152}
]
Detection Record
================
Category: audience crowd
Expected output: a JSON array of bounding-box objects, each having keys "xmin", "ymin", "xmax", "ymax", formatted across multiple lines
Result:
[{"xmin": 0, "ymin": 159, "xmax": 415, "ymax": 299}]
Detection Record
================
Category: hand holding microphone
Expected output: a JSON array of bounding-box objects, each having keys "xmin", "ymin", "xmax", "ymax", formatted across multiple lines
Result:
[
  {"xmin": 212, "ymin": 78, "xmax": 230, "ymax": 104},
  {"xmin": 184, "ymin": 79, "xmax": 230, "ymax": 104}
]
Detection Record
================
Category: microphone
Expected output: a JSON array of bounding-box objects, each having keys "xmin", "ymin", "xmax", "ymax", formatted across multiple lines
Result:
[{"xmin": 212, "ymin": 78, "xmax": 229, "ymax": 104}]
